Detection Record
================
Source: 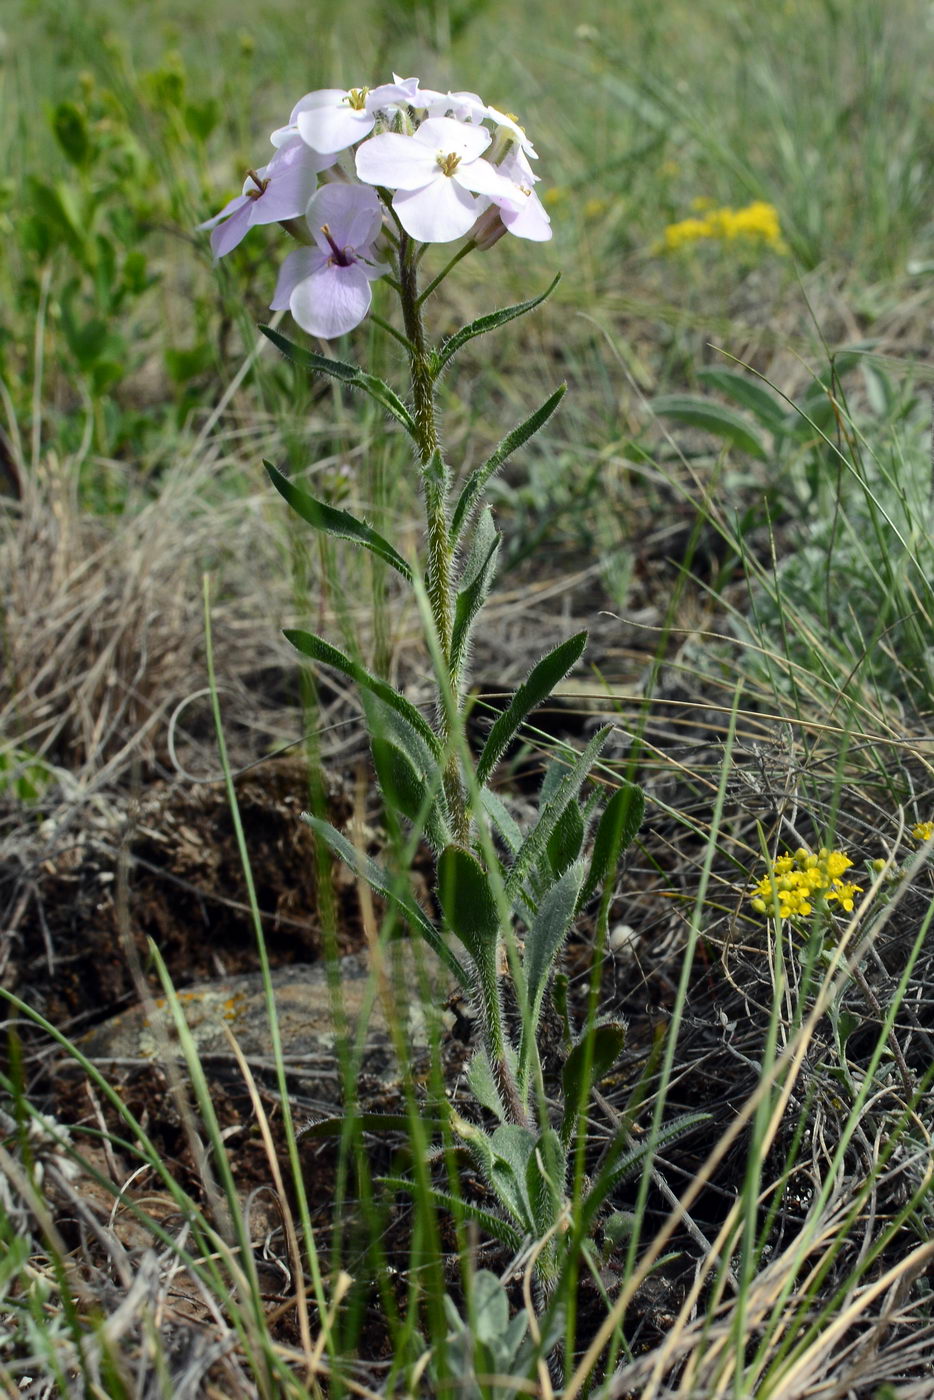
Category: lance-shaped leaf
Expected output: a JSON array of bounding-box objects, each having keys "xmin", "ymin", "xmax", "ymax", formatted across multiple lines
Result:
[
  {"xmin": 380, "ymin": 1176, "xmax": 523, "ymax": 1250},
  {"xmin": 265, "ymin": 462, "xmax": 412, "ymax": 580},
  {"xmin": 579, "ymin": 780, "xmax": 645, "ymax": 907},
  {"xmin": 259, "ymin": 324, "xmax": 417, "ymax": 439},
  {"xmin": 478, "ymin": 787, "xmax": 523, "ymax": 856},
  {"xmin": 505, "ymin": 727, "xmax": 612, "ymax": 903},
  {"xmin": 451, "ymin": 510, "xmax": 501, "ymax": 680},
  {"xmin": 433, "ymin": 273, "xmax": 561, "ymax": 377},
  {"xmin": 545, "ymin": 801, "xmax": 585, "ymax": 879},
  {"xmin": 560, "ymin": 1021, "xmax": 628, "ymax": 1143},
  {"xmin": 371, "ymin": 735, "xmax": 451, "ymax": 850},
  {"xmin": 521, "ymin": 861, "xmax": 585, "ymax": 1062},
  {"xmin": 450, "ymin": 384, "xmax": 567, "ymax": 546},
  {"xmin": 579, "ymin": 1111, "xmax": 710, "ymax": 1235},
  {"xmin": 301, "ymin": 813, "xmax": 468, "ymax": 988},
  {"xmin": 284, "ymin": 629, "xmax": 441, "ymax": 758},
  {"xmin": 437, "ymin": 845, "xmax": 500, "ymax": 965},
  {"xmin": 467, "ymin": 1049, "xmax": 507, "ymax": 1122},
  {"xmin": 695, "ymin": 368, "xmax": 788, "ymax": 434},
  {"xmin": 650, "ymin": 393, "xmax": 768, "ymax": 459},
  {"xmin": 476, "ymin": 631, "xmax": 588, "ymax": 786},
  {"xmin": 488, "ymin": 1123, "xmax": 539, "ymax": 1234},
  {"xmin": 526, "ymin": 1127, "xmax": 566, "ymax": 1235}
]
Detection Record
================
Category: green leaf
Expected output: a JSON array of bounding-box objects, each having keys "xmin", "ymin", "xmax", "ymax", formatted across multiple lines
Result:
[
  {"xmin": 489, "ymin": 1123, "xmax": 538, "ymax": 1230},
  {"xmin": 580, "ymin": 1111, "xmax": 710, "ymax": 1233},
  {"xmin": 478, "ymin": 787, "xmax": 523, "ymax": 856},
  {"xmin": 525, "ymin": 1127, "xmax": 566, "ymax": 1234},
  {"xmin": 471, "ymin": 1270, "xmax": 510, "ymax": 1345},
  {"xmin": 506, "ymin": 727, "xmax": 612, "ymax": 903},
  {"xmin": 371, "ymin": 736, "xmax": 451, "ymax": 849},
  {"xmin": 451, "ymin": 514, "xmax": 500, "ymax": 679},
  {"xmin": 476, "ymin": 631, "xmax": 588, "ymax": 785},
  {"xmin": 546, "ymin": 801, "xmax": 585, "ymax": 878},
  {"xmin": 561, "ymin": 1022, "xmax": 628, "ymax": 1142},
  {"xmin": 466, "ymin": 1050, "xmax": 507, "ymax": 1122},
  {"xmin": 265, "ymin": 462, "xmax": 412, "ymax": 580},
  {"xmin": 695, "ymin": 368, "xmax": 788, "ymax": 434},
  {"xmin": 650, "ymin": 393, "xmax": 769, "ymax": 459},
  {"xmin": 298, "ymin": 1112, "xmax": 445, "ymax": 1140},
  {"xmin": 450, "ymin": 384, "xmax": 567, "ymax": 545},
  {"xmin": 284, "ymin": 629, "xmax": 440, "ymax": 758},
  {"xmin": 259, "ymin": 324, "xmax": 417, "ymax": 439},
  {"xmin": 434, "ymin": 274, "xmax": 561, "ymax": 376},
  {"xmin": 379, "ymin": 1177, "xmax": 523, "ymax": 1249},
  {"xmin": 523, "ymin": 862, "xmax": 585, "ymax": 1048},
  {"xmin": 580, "ymin": 781, "xmax": 645, "ymax": 906},
  {"xmin": 52, "ymin": 101, "xmax": 92, "ymax": 167},
  {"xmin": 301, "ymin": 814, "xmax": 469, "ymax": 988},
  {"xmin": 437, "ymin": 846, "xmax": 500, "ymax": 964}
]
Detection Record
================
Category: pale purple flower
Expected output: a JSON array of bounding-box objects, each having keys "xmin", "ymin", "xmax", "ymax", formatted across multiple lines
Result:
[
  {"xmin": 273, "ymin": 78, "xmax": 422, "ymax": 156},
  {"xmin": 487, "ymin": 150, "xmax": 552, "ymax": 242},
  {"xmin": 355, "ymin": 116, "xmax": 517, "ymax": 243},
  {"xmin": 199, "ymin": 139, "xmax": 329, "ymax": 258},
  {"xmin": 270, "ymin": 183, "xmax": 387, "ymax": 339}
]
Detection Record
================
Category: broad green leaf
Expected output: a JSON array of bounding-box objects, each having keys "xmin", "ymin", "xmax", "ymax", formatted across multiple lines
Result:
[
  {"xmin": 695, "ymin": 368, "xmax": 787, "ymax": 433},
  {"xmin": 650, "ymin": 393, "xmax": 769, "ymax": 459},
  {"xmin": 265, "ymin": 462, "xmax": 412, "ymax": 580},
  {"xmin": 434, "ymin": 274, "xmax": 561, "ymax": 376},
  {"xmin": 301, "ymin": 814, "xmax": 468, "ymax": 988},
  {"xmin": 437, "ymin": 846, "xmax": 500, "ymax": 964},
  {"xmin": 561, "ymin": 1022, "xmax": 628, "ymax": 1142},
  {"xmin": 284, "ymin": 629, "xmax": 441, "ymax": 758},
  {"xmin": 371, "ymin": 736, "xmax": 451, "ymax": 850},
  {"xmin": 450, "ymin": 384, "xmax": 567, "ymax": 545},
  {"xmin": 489, "ymin": 1123, "xmax": 538, "ymax": 1231},
  {"xmin": 471, "ymin": 1270, "xmax": 510, "ymax": 1345},
  {"xmin": 545, "ymin": 801, "xmax": 585, "ymax": 879},
  {"xmin": 523, "ymin": 862, "xmax": 585, "ymax": 1047},
  {"xmin": 505, "ymin": 727, "xmax": 612, "ymax": 903},
  {"xmin": 476, "ymin": 631, "xmax": 588, "ymax": 785},
  {"xmin": 259, "ymin": 324, "xmax": 417, "ymax": 438},
  {"xmin": 580, "ymin": 781, "xmax": 645, "ymax": 906},
  {"xmin": 466, "ymin": 1050, "xmax": 507, "ymax": 1122},
  {"xmin": 379, "ymin": 1177, "xmax": 523, "ymax": 1249}
]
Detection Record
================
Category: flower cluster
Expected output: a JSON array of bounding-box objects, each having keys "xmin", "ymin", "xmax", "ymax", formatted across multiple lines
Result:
[
  {"xmin": 200, "ymin": 77, "xmax": 551, "ymax": 339},
  {"xmin": 660, "ymin": 199, "xmax": 786, "ymax": 254},
  {"xmin": 911, "ymin": 820, "xmax": 934, "ymax": 842},
  {"xmin": 749, "ymin": 847, "xmax": 863, "ymax": 920}
]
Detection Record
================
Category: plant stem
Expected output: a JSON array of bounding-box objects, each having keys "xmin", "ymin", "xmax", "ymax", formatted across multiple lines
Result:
[{"xmin": 398, "ymin": 233, "xmax": 469, "ymax": 842}]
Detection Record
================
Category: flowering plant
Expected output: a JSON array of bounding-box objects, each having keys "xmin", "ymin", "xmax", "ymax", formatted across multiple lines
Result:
[{"xmin": 203, "ymin": 77, "xmax": 655, "ymax": 1287}]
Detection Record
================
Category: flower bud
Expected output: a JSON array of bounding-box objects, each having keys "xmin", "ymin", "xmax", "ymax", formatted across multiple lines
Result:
[{"xmin": 469, "ymin": 204, "xmax": 508, "ymax": 251}]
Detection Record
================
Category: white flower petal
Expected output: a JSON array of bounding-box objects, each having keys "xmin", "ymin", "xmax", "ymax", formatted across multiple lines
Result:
[
  {"xmin": 298, "ymin": 101, "xmax": 374, "ymax": 155},
  {"xmin": 356, "ymin": 132, "xmax": 438, "ymax": 190},
  {"xmin": 453, "ymin": 156, "xmax": 519, "ymax": 201},
  {"xmin": 500, "ymin": 187, "xmax": 552, "ymax": 241},
  {"xmin": 393, "ymin": 180, "xmax": 484, "ymax": 243},
  {"xmin": 414, "ymin": 116, "xmax": 490, "ymax": 161}
]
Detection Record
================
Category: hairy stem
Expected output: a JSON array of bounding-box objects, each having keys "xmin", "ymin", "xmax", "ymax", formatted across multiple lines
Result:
[{"xmin": 397, "ymin": 234, "xmax": 468, "ymax": 842}]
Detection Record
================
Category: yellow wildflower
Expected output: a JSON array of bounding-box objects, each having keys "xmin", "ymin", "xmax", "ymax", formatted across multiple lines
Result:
[
  {"xmin": 659, "ymin": 199, "xmax": 787, "ymax": 255},
  {"xmin": 911, "ymin": 820, "xmax": 934, "ymax": 841},
  {"xmin": 749, "ymin": 846, "xmax": 862, "ymax": 921}
]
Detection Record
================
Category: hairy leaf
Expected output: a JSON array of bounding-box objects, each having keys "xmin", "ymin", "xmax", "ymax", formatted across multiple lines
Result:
[
  {"xmin": 477, "ymin": 631, "xmax": 588, "ymax": 785},
  {"xmin": 259, "ymin": 324, "xmax": 417, "ymax": 438},
  {"xmin": 265, "ymin": 462, "xmax": 412, "ymax": 579},
  {"xmin": 434, "ymin": 274, "xmax": 561, "ymax": 376}
]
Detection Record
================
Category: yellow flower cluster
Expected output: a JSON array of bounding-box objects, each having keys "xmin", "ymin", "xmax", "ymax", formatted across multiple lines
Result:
[
  {"xmin": 661, "ymin": 199, "xmax": 787, "ymax": 254},
  {"xmin": 911, "ymin": 820, "xmax": 934, "ymax": 842},
  {"xmin": 750, "ymin": 848, "xmax": 863, "ymax": 919}
]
